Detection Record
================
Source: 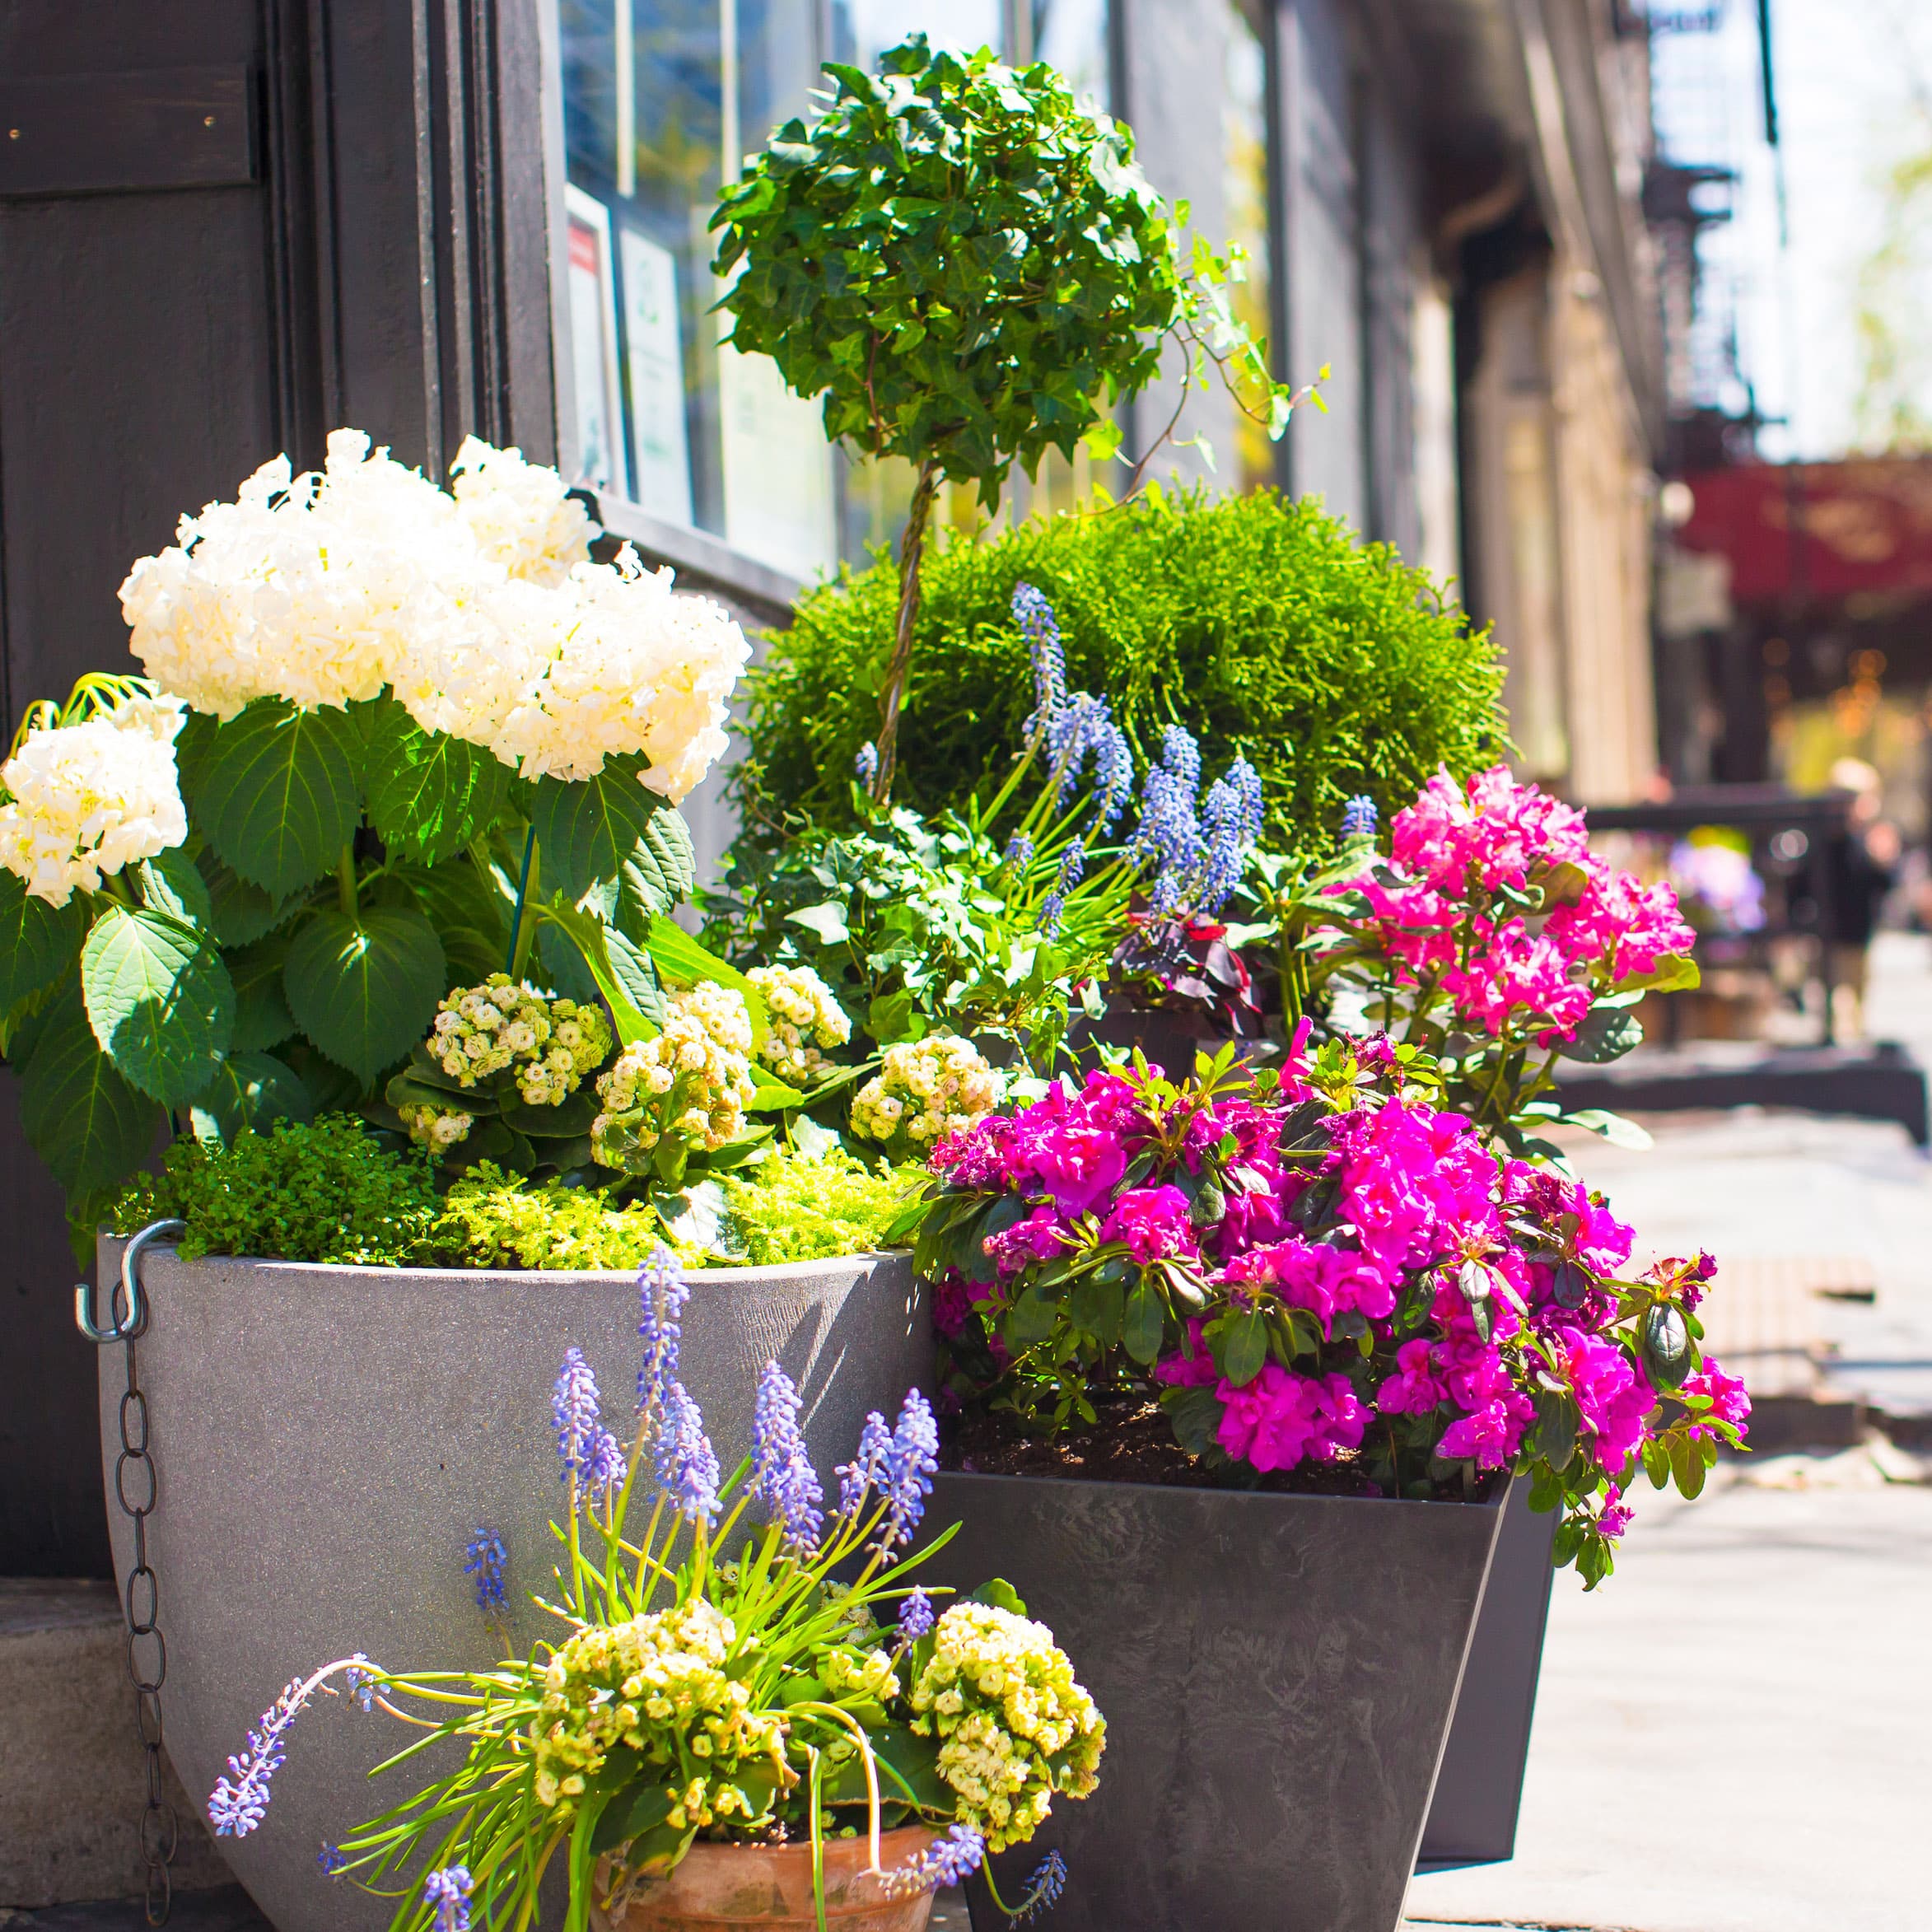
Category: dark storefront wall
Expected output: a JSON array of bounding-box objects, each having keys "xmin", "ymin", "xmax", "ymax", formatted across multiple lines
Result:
[{"xmin": 0, "ymin": 0, "xmax": 556, "ymax": 1574}]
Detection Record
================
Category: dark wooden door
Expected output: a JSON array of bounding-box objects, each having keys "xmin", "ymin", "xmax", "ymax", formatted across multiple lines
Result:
[{"xmin": 0, "ymin": 0, "xmax": 556, "ymax": 1574}]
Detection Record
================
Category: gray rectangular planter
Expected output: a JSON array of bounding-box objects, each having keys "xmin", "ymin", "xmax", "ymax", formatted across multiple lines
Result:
[
  {"xmin": 917, "ymin": 1471, "xmax": 1504, "ymax": 1932},
  {"xmin": 1416, "ymin": 1475, "xmax": 1558, "ymax": 1869}
]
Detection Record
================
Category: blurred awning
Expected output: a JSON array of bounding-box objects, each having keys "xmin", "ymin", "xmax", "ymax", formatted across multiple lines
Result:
[{"xmin": 1672, "ymin": 459, "xmax": 1932, "ymax": 609}]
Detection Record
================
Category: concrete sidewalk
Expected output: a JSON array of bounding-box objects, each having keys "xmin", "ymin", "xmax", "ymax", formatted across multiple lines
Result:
[{"xmin": 1402, "ymin": 1469, "xmax": 1932, "ymax": 1932}]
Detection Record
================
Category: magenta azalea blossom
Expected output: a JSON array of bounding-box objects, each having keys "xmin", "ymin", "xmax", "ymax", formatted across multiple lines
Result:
[{"xmin": 1099, "ymin": 1186, "xmax": 1197, "ymax": 1262}]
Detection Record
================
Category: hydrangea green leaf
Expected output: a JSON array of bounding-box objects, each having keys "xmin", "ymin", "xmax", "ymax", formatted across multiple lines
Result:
[
  {"xmin": 18, "ymin": 974, "xmax": 161, "ymax": 1192},
  {"xmin": 530, "ymin": 760, "xmax": 693, "ymax": 904},
  {"xmin": 0, "ymin": 872, "xmax": 87, "ymax": 1011},
  {"xmin": 136, "ymin": 848, "xmax": 214, "ymax": 927},
  {"xmin": 189, "ymin": 698, "xmax": 361, "ymax": 897},
  {"xmin": 81, "ymin": 904, "xmax": 235, "ymax": 1105},
  {"xmin": 197, "ymin": 852, "xmax": 298, "ymax": 947},
  {"xmin": 227, "ymin": 933, "xmax": 296, "ymax": 1051},
  {"xmin": 283, "ymin": 906, "xmax": 446, "ymax": 1086},
  {"xmin": 362, "ymin": 699, "xmax": 511, "ymax": 866},
  {"xmin": 188, "ymin": 1050, "xmax": 315, "ymax": 1145}
]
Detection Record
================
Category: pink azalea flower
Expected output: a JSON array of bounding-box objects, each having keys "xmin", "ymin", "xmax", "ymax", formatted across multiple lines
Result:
[
  {"xmin": 1152, "ymin": 1318, "xmax": 1218, "ymax": 1389},
  {"xmin": 931, "ymin": 1272, "xmax": 977, "ymax": 1341},
  {"xmin": 982, "ymin": 1206, "xmax": 1070, "ymax": 1277},
  {"xmin": 1681, "ymin": 1357, "xmax": 1751, "ymax": 1441},
  {"xmin": 1029, "ymin": 1123, "xmax": 1128, "ymax": 1218},
  {"xmin": 1598, "ymin": 1482, "xmax": 1634, "ymax": 1538},
  {"xmin": 1547, "ymin": 868, "xmax": 1696, "ymax": 983},
  {"xmin": 1556, "ymin": 1326, "xmax": 1654, "ymax": 1468},
  {"xmin": 1437, "ymin": 1391, "xmax": 1534, "ymax": 1470},
  {"xmin": 1215, "ymin": 1364, "xmax": 1367, "ymax": 1472},
  {"xmin": 1375, "ymin": 1338, "xmax": 1443, "ymax": 1416},
  {"xmin": 1100, "ymin": 1186, "xmax": 1197, "ymax": 1262}
]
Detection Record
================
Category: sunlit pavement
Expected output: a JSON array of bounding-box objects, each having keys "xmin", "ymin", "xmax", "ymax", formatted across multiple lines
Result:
[{"xmin": 1403, "ymin": 1472, "xmax": 1932, "ymax": 1932}]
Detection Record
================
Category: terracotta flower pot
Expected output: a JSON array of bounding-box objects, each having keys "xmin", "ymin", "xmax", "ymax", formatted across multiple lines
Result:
[{"xmin": 590, "ymin": 1829, "xmax": 940, "ymax": 1930}]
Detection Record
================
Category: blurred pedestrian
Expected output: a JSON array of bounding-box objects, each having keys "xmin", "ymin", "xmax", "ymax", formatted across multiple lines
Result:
[{"xmin": 1822, "ymin": 758, "xmax": 1899, "ymax": 1038}]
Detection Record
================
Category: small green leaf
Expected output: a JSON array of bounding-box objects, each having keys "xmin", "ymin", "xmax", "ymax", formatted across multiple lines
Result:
[
  {"xmin": 1220, "ymin": 1308, "xmax": 1269, "ymax": 1386},
  {"xmin": 1163, "ymin": 1384, "xmax": 1224, "ymax": 1458},
  {"xmin": 81, "ymin": 905, "xmax": 234, "ymax": 1105},
  {"xmin": 1068, "ymin": 1271, "xmax": 1124, "ymax": 1345},
  {"xmin": 1558, "ymin": 1006, "xmax": 1645, "ymax": 1064},
  {"xmin": 282, "ymin": 906, "xmax": 446, "ymax": 1086},
  {"xmin": 362, "ymin": 700, "xmax": 511, "ymax": 866},
  {"xmin": 188, "ymin": 1051, "xmax": 315, "ymax": 1144},
  {"xmin": 1122, "ymin": 1279, "xmax": 1164, "ymax": 1364},
  {"xmin": 642, "ymin": 917, "xmax": 769, "ymax": 1046},
  {"xmin": 530, "ymin": 761, "xmax": 693, "ymax": 903},
  {"xmin": 539, "ymin": 896, "xmax": 662, "ymax": 1043},
  {"xmin": 1004, "ymin": 1283, "xmax": 1059, "ymax": 1347},
  {"xmin": 198, "ymin": 852, "xmax": 297, "ymax": 947},
  {"xmin": 1561, "ymin": 1108, "xmax": 1654, "ymax": 1151},
  {"xmin": 17, "ymin": 974, "xmax": 161, "ymax": 1192},
  {"xmin": 967, "ymin": 1577, "xmax": 1028, "ymax": 1616},
  {"xmin": 188, "ymin": 699, "xmax": 361, "ymax": 898},
  {"xmin": 228, "ymin": 934, "xmax": 296, "ymax": 1051},
  {"xmin": 787, "ymin": 900, "xmax": 852, "ymax": 945},
  {"xmin": 0, "ymin": 873, "xmax": 86, "ymax": 1010},
  {"xmin": 1643, "ymin": 1304, "xmax": 1692, "ymax": 1388}
]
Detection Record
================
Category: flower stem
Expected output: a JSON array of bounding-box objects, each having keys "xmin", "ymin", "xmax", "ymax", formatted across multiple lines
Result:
[
  {"xmin": 870, "ymin": 455, "xmax": 941, "ymax": 805},
  {"xmin": 337, "ymin": 845, "xmax": 358, "ymax": 922},
  {"xmin": 506, "ymin": 827, "xmax": 539, "ymax": 978}
]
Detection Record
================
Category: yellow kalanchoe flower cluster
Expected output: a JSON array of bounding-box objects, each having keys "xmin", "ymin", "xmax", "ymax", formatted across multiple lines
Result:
[
  {"xmin": 426, "ymin": 974, "xmax": 614, "ymax": 1101},
  {"xmin": 746, "ymin": 964, "xmax": 852, "ymax": 1088},
  {"xmin": 592, "ymin": 982, "xmax": 758, "ymax": 1170},
  {"xmin": 530, "ymin": 1601, "xmax": 789, "ymax": 1830},
  {"xmin": 399, "ymin": 1103, "xmax": 474, "ymax": 1153},
  {"xmin": 0, "ymin": 691, "xmax": 188, "ymax": 907},
  {"xmin": 909, "ymin": 1603, "xmax": 1105, "ymax": 1851},
  {"xmin": 850, "ymin": 1034, "xmax": 1002, "ymax": 1149}
]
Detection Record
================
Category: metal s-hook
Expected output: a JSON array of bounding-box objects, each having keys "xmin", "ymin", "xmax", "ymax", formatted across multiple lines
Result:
[{"xmin": 75, "ymin": 1220, "xmax": 186, "ymax": 1345}]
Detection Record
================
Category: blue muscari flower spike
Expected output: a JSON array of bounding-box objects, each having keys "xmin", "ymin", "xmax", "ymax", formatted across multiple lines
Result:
[
  {"xmin": 656, "ymin": 1380, "xmax": 721, "ymax": 1526},
  {"xmin": 637, "ymin": 1246, "xmax": 688, "ymax": 1418},
  {"xmin": 1010, "ymin": 1849, "xmax": 1069, "ymax": 1925},
  {"xmin": 877, "ymin": 1388, "xmax": 939, "ymax": 1558},
  {"xmin": 853, "ymin": 741, "xmax": 878, "ymax": 787},
  {"xmin": 1230, "ymin": 758, "xmax": 1266, "ymax": 844},
  {"xmin": 1002, "ymin": 833, "xmax": 1034, "ymax": 869},
  {"xmin": 1159, "ymin": 724, "xmax": 1201, "ymax": 795},
  {"xmin": 1038, "ymin": 838, "xmax": 1087, "ymax": 935},
  {"xmin": 897, "ymin": 1586, "xmax": 936, "ymax": 1645},
  {"xmin": 207, "ymin": 1674, "xmax": 313, "ymax": 1836},
  {"xmin": 1037, "ymin": 891, "xmax": 1066, "ymax": 937},
  {"xmin": 1088, "ymin": 720, "xmax": 1135, "ymax": 832},
  {"xmin": 318, "ymin": 1844, "xmax": 348, "ymax": 1878},
  {"xmin": 877, "ymin": 1822, "xmax": 985, "ymax": 1899},
  {"xmin": 751, "ymin": 1360, "xmax": 825, "ymax": 1552},
  {"xmin": 1341, "ymin": 793, "xmax": 1378, "ymax": 841},
  {"xmin": 585, "ymin": 1426, "xmax": 626, "ymax": 1502},
  {"xmin": 463, "ymin": 1528, "xmax": 507, "ymax": 1615},
  {"xmin": 342, "ymin": 1654, "xmax": 377, "ymax": 1714},
  {"xmin": 1197, "ymin": 777, "xmax": 1246, "ymax": 913},
  {"xmin": 1012, "ymin": 581, "xmax": 1066, "ymax": 730},
  {"xmin": 836, "ymin": 1408, "xmax": 894, "ymax": 1520},
  {"xmin": 551, "ymin": 1348, "xmax": 602, "ymax": 1484},
  {"xmin": 423, "ymin": 1864, "xmax": 473, "ymax": 1932}
]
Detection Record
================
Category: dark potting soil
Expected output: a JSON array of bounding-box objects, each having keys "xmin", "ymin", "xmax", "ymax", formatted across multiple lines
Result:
[{"xmin": 940, "ymin": 1397, "xmax": 1398, "ymax": 1499}]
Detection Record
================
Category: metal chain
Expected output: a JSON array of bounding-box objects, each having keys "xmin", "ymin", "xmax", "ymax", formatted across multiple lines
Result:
[{"xmin": 78, "ymin": 1220, "xmax": 184, "ymax": 1929}]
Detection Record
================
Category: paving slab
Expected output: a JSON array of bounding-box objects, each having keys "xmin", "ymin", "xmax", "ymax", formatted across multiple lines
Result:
[{"xmin": 1400, "ymin": 1472, "xmax": 1932, "ymax": 1932}]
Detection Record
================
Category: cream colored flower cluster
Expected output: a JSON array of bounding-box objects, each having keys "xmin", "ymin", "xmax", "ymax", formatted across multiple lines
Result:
[
  {"xmin": 529, "ymin": 1600, "xmax": 787, "ymax": 1828},
  {"xmin": 0, "ymin": 692, "xmax": 189, "ymax": 907},
  {"xmin": 746, "ymin": 964, "xmax": 852, "ymax": 1088},
  {"xmin": 426, "ymin": 973, "xmax": 613, "ymax": 1103},
  {"xmin": 908, "ymin": 1603, "xmax": 1105, "ymax": 1851},
  {"xmin": 849, "ymin": 1034, "xmax": 1002, "ymax": 1149},
  {"xmin": 119, "ymin": 429, "xmax": 749, "ymax": 804},
  {"xmin": 817, "ymin": 1643, "xmax": 898, "ymax": 1706},
  {"xmin": 399, "ymin": 1102, "xmax": 474, "ymax": 1153},
  {"xmin": 591, "ymin": 982, "xmax": 758, "ymax": 1171}
]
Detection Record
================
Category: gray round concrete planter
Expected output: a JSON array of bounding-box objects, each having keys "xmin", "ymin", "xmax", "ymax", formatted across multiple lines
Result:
[
  {"xmin": 96, "ymin": 1240, "xmax": 927, "ymax": 1932},
  {"xmin": 915, "ymin": 1469, "xmax": 1505, "ymax": 1932}
]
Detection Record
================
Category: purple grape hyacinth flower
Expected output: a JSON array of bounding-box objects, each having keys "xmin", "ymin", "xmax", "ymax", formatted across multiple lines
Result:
[
  {"xmin": 207, "ymin": 1676, "xmax": 310, "ymax": 1836},
  {"xmin": 318, "ymin": 1844, "xmax": 348, "ymax": 1878},
  {"xmin": 552, "ymin": 1347, "xmax": 603, "ymax": 1485},
  {"xmin": 877, "ymin": 1822, "xmax": 985, "ymax": 1897},
  {"xmin": 1010, "ymin": 1849, "xmax": 1069, "ymax": 1924},
  {"xmin": 854, "ymin": 741, "xmax": 879, "ymax": 788},
  {"xmin": 586, "ymin": 1426, "xmax": 627, "ymax": 1502},
  {"xmin": 423, "ymin": 1864, "xmax": 473, "ymax": 1932},
  {"xmin": 878, "ymin": 1389, "xmax": 940, "ymax": 1557},
  {"xmin": 656, "ymin": 1380, "xmax": 721, "ymax": 1525},
  {"xmin": 637, "ymin": 1245, "xmax": 688, "ymax": 1417},
  {"xmin": 897, "ymin": 1586, "xmax": 936, "ymax": 1645},
  {"xmin": 836, "ymin": 1408, "xmax": 895, "ymax": 1519},
  {"xmin": 1013, "ymin": 581, "xmax": 1066, "ymax": 730},
  {"xmin": 463, "ymin": 1527, "xmax": 507, "ymax": 1615},
  {"xmin": 1341, "ymin": 793, "xmax": 1378, "ymax": 841},
  {"xmin": 751, "ymin": 1360, "xmax": 824, "ymax": 1552}
]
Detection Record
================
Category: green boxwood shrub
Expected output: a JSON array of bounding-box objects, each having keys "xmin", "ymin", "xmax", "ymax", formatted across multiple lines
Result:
[{"xmin": 735, "ymin": 486, "xmax": 1509, "ymax": 853}]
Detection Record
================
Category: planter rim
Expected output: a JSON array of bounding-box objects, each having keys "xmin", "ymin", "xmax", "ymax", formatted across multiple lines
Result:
[
  {"xmin": 936, "ymin": 1465, "xmax": 1508, "ymax": 1515},
  {"xmin": 100, "ymin": 1238, "xmax": 910, "ymax": 1288}
]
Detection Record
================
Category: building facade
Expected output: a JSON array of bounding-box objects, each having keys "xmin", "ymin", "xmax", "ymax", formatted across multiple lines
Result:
[{"xmin": 0, "ymin": 0, "xmax": 1664, "ymax": 1572}]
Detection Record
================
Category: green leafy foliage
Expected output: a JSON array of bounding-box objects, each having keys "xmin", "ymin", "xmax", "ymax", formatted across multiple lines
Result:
[
  {"xmin": 283, "ymin": 906, "xmax": 446, "ymax": 1085},
  {"xmin": 712, "ymin": 35, "xmax": 1194, "ymax": 498},
  {"xmin": 362, "ymin": 698, "xmax": 511, "ymax": 866},
  {"xmin": 0, "ymin": 872, "xmax": 86, "ymax": 1010},
  {"xmin": 718, "ymin": 1150, "xmax": 926, "ymax": 1265},
  {"xmin": 81, "ymin": 904, "xmax": 234, "ymax": 1105},
  {"xmin": 188, "ymin": 1049, "xmax": 316, "ymax": 1145},
  {"xmin": 429, "ymin": 1164, "xmax": 670, "ymax": 1270},
  {"xmin": 531, "ymin": 763, "xmax": 695, "ymax": 908},
  {"xmin": 104, "ymin": 1115, "xmax": 441, "ymax": 1264},
  {"xmin": 735, "ymin": 488, "xmax": 1506, "ymax": 854},
  {"xmin": 16, "ymin": 975, "xmax": 161, "ymax": 1191},
  {"xmin": 186, "ymin": 699, "xmax": 362, "ymax": 898}
]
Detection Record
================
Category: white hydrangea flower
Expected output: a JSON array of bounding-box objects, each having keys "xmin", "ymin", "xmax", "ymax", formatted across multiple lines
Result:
[
  {"xmin": 118, "ymin": 430, "xmax": 749, "ymax": 808},
  {"xmin": 0, "ymin": 690, "xmax": 189, "ymax": 906},
  {"xmin": 591, "ymin": 982, "xmax": 758, "ymax": 1169},
  {"xmin": 745, "ymin": 963, "xmax": 851, "ymax": 1088},
  {"xmin": 850, "ymin": 1034, "xmax": 1002, "ymax": 1150},
  {"xmin": 450, "ymin": 436, "xmax": 594, "ymax": 586}
]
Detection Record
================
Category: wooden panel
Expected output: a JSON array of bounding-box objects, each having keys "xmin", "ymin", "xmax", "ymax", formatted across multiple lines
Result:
[{"xmin": 0, "ymin": 67, "xmax": 258, "ymax": 199}]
